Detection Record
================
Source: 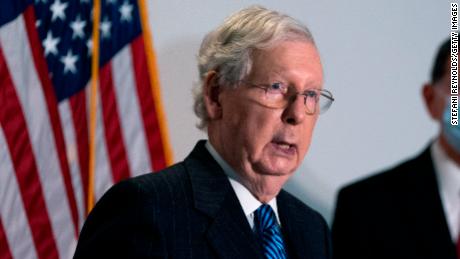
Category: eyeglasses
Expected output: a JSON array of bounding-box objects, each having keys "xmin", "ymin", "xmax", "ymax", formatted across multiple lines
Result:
[{"xmin": 241, "ymin": 81, "xmax": 334, "ymax": 115}]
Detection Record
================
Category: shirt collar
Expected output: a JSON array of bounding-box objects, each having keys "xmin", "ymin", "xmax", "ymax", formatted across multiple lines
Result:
[
  {"xmin": 432, "ymin": 139, "xmax": 460, "ymax": 202},
  {"xmin": 205, "ymin": 140, "xmax": 280, "ymax": 225},
  {"xmin": 432, "ymin": 139, "xmax": 460, "ymax": 241}
]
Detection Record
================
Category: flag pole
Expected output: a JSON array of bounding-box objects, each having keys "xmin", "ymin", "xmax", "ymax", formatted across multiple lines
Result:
[
  {"xmin": 87, "ymin": 0, "xmax": 101, "ymax": 214},
  {"xmin": 137, "ymin": 0, "xmax": 174, "ymax": 167}
]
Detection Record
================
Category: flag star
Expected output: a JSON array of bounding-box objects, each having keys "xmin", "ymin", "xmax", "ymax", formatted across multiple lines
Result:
[
  {"xmin": 100, "ymin": 17, "xmax": 112, "ymax": 39},
  {"xmin": 119, "ymin": 1, "xmax": 133, "ymax": 22},
  {"xmin": 70, "ymin": 15, "xmax": 86, "ymax": 39},
  {"xmin": 107, "ymin": 0, "xmax": 117, "ymax": 4},
  {"xmin": 42, "ymin": 31, "xmax": 60, "ymax": 56},
  {"xmin": 86, "ymin": 38, "xmax": 92, "ymax": 56},
  {"xmin": 60, "ymin": 50, "xmax": 79, "ymax": 74},
  {"xmin": 36, "ymin": 20, "xmax": 41, "ymax": 27},
  {"xmin": 50, "ymin": 0, "xmax": 68, "ymax": 22}
]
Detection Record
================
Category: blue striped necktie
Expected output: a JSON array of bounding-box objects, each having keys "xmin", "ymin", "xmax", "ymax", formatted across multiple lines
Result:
[{"xmin": 254, "ymin": 204, "xmax": 287, "ymax": 259}]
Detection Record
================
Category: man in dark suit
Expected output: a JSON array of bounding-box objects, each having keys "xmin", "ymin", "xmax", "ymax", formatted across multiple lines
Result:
[
  {"xmin": 74, "ymin": 5, "xmax": 334, "ymax": 258},
  {"xmin": 332, "ymin": 39, "xmax": 460, "ymax": 259}
]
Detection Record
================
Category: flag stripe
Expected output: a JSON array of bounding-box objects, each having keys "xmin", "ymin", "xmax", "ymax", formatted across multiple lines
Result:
[
  {"xmin": 112, "ymin": 44, "xmax": 152, "ymax": 176},
  {"xmin": 1, "ymin": 12, "xmax": 76, "ymax": 258},
  {"xmin": 23, "ymin": 6, "xmax": 80, "ymax": 236},
  {"xmin": 0, "ymin": 44, "xmax": 58, "ymax": 259},
  {"xmin": 88, "ymin": 85, "xmax": 114, "ymax": 201},
  {"xmin": 58, "ymin": 100, "xmax": 86, "ymax": 230},
  {"xmin": 99, "ymin": 63, "xmax": 131, "ymax": 182},
  {"xmin": 131, "ymin": 36, "xmax": 167, "ymax": 171},
  {"xmin": 0, "ymin": 127, "xmax": 37, "ymax": 259},
  {"xmin": 0, "ymin": 218, "xmax": 13, "ymax": 259},
  {"xmin": 0, "ymin": 1, "xmax": 172, "ymax": 257},
  {"xmin": 70, "ymin": 90, "xmax": 90, "ymax": 216}
]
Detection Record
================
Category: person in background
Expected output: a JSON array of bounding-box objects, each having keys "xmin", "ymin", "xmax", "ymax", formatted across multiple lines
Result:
[
  {"xmin": 332, "ymin": 38, "xmax": 460, "ymax": 259},
  {"xmin": 74, "ymin": 5, "xmax": 334, "ymax": 258}
]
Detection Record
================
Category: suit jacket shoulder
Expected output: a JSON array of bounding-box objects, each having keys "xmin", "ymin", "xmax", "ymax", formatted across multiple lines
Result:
[
  {"xmin": 73, "ymin": 161, "xmax": 193, "ymax": 258},
  {"xmin": 339, "ymin": 146, "xmax": 432, "ymax": 197},
  {"xmin": 74, "ymin": 141, "xmax": 257, "ymax": 259},
  {"xmin": 332, "ymin": 145, "xmax": 456, "ymax": 259},
  {"xmin": 75, "ymin": 140, "xmax": 332, "ymax": 259}
]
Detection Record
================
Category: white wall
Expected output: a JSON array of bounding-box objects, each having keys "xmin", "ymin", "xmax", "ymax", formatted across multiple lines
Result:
[{"xmin": 147, "ymin": 0, "xmax": 448, "ymax": 224}]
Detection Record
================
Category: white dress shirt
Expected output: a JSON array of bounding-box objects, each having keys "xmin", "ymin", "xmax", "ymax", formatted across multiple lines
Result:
[
  {"xmin": 432, "ymin": 140, "xmax": 460, "ymax": 242},
  {"xmin": 205, "ymin": 141, "xmax": 280, "ymax": 230}
]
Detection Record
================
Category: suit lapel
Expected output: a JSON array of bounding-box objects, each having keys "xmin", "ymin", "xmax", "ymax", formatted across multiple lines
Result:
[
  {"xmin": 277, "ymin": 190, "xmax": 310, "ymax": 259},
  {"xmin": 184, "ymin": 141, "xmax": 263, "ymax": 259},
  {"xmin": 405, "ymin": 146, "xmax": 457, "ymax": 259},
  {"xmin": 205, "ymin": 192, "xmax": 263, "ymax": 259}
]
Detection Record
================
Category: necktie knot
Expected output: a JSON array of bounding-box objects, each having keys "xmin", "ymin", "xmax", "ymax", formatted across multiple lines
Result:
[
  {"xmin": 254, "ymin": 204, "xmax": 287, "ymax": 259},
  {"xmin": 255, "ymin": 204, "xmax": 277, "ymax": 231}
]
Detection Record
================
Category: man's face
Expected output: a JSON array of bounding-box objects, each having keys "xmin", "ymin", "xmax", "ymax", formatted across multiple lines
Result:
[
  {"xmin": 423, "ymin": 58, "xmax": 460, "ymax": 159},
  {"xmin": 209, "ymin": 40, "xmax": 323, "ymax": 192}
]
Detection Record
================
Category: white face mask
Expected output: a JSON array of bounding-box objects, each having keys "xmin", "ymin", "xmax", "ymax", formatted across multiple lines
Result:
[{"xmin": 442, "ymin": 100, "xmax": 460, "ymax": 153}]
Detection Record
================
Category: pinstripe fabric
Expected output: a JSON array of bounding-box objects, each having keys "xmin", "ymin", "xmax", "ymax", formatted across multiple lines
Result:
[
  {"xmin": 255, "ymin": 204, "xmax": 287, "ymax": 259},
  {"xmin": 74, "ymin": 140, "xmax": 332, "ymax": 259}
]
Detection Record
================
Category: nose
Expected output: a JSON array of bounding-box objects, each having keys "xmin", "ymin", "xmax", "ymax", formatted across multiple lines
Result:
[{"xmin": 282, "ymin": 94, "xmax": 307, "ymax": 125}]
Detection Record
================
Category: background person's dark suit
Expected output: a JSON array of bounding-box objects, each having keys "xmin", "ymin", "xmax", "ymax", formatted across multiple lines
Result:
[
  {"xmin": 332, "ymin": 145, "xmax": 456, "ymax": 259},
  {"xmin": 74, "ymin": 141, "xmax": 332, "ymax": 259}
]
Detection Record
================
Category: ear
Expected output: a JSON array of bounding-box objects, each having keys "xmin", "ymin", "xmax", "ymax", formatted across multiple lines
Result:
[
  {"xmin": 422, "ymin": 83, "xmax": 443, "ymax": 121},
  {"xmin": 203, "ymin": 71, "xmax": 223, "ymax": 120}
]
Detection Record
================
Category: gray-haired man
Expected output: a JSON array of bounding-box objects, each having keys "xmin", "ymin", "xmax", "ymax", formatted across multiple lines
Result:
[{"xmin": 75, "ymin": 5, "xmax": 334, "ymax": 258}]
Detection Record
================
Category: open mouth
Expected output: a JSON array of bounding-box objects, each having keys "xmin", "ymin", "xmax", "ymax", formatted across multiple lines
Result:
[
  {"xmin": 272, "ymin": 140, "xmax": 296, "ymax": 155},
  {"xmin": 276, "ymin": 142, "xmax": 293, "ymax": 150}
]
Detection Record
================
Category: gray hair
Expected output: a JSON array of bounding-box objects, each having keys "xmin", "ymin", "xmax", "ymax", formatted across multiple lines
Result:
[{"xmin": 193, "ymin": 5, "xmax": 315, "ymax": 130}]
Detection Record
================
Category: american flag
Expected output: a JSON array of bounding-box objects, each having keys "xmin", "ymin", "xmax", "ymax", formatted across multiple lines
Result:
[{"xmin": 0, "ymin": 0, "xmax": 172, "ymax": 258}]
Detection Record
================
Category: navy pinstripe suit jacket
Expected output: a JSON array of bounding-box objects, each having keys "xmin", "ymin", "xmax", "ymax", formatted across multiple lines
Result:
[{"xmin": 74, "ymin": 140, "xmax": 331, "ymax": 259}]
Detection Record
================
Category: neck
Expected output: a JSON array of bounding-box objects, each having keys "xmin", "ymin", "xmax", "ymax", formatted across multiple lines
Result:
[
  {"xmin": 207, "ymin": 132, "xmax": 287, "ymax": 203},
  {"xmin": 236, "ymin": 173, "xmax": 288, "ymax": 203}
]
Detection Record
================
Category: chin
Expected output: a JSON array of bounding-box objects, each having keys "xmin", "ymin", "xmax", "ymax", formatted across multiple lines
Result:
[
  {"xmin": 254, "ymin": 161, "xmax": 296, "ymax": 177},
  {"xmin": 268, "ymin": 158, "xmax": 298, "ymax": 175}
]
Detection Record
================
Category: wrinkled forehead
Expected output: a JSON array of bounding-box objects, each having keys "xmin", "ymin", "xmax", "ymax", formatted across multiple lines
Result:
[{"xmin": 248, "ymin": 41, "xmax": 323, "ymax": 86}]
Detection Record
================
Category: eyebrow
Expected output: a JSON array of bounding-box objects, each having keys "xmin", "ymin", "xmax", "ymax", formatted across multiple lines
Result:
[{"xmin": 257, "ymin": 69, "xmax": 323, "ymax": 89}]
